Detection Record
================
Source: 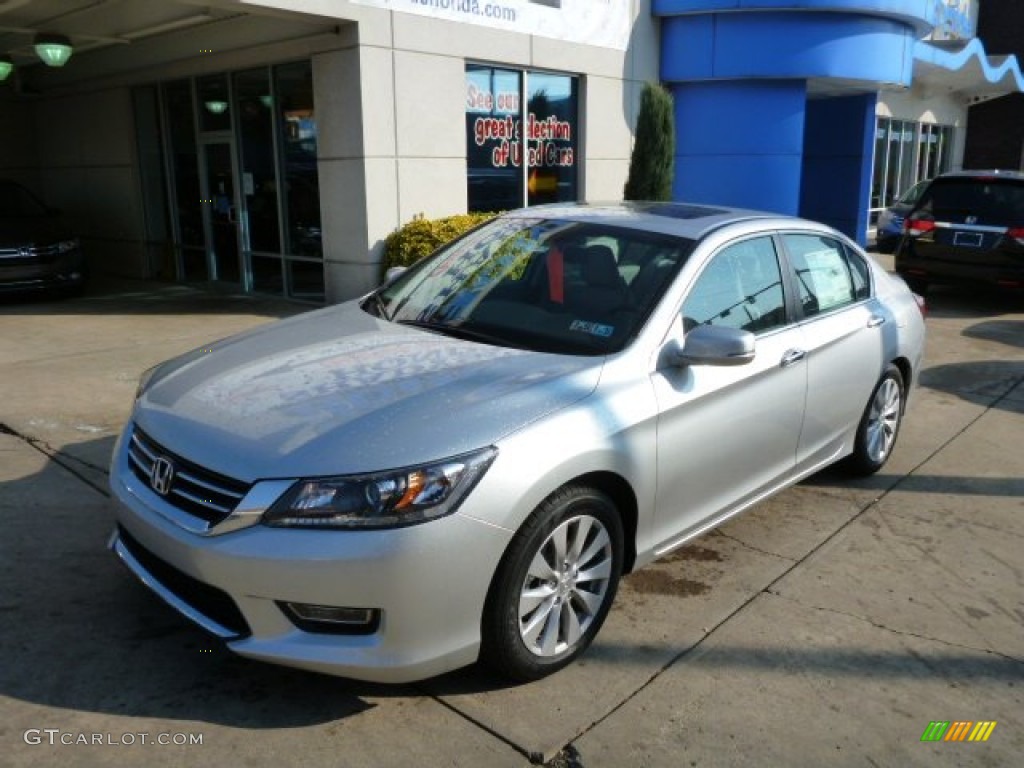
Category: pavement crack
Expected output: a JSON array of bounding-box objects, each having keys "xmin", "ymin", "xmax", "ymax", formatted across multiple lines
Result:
[
  {"xmin": 0, "ymin": 422, "xmax": 110, "ymax": 498},
  {"xmin": 422, "ymin": 693, "xmax": 537, "ymax": 764},
  {"xmin": 713, "ymin": 530, "xmax": 797, "ymax": 562},
  {"xmin": 763, "ymin": 588, "xmax": 1024, "ymax": 665}
]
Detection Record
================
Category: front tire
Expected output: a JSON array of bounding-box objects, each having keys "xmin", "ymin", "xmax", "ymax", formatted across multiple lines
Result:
[
  {"xmin": 481, "ymin": 484, "xmax": 623, "ymax": 682},
  {"xmin": 846, "ymin": 364, "xmax": 905, "ymax": 476}
]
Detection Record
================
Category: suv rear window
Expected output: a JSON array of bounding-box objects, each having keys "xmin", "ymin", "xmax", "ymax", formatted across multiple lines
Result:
[{"xmin": 914, "ymin": 177, "xmax": 1024, "ymax": 225}]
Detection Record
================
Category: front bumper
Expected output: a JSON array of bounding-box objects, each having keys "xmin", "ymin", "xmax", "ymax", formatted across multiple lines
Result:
[{"xmin": 108, "ymin": 432, "xmax": 514, "ymax": 683}]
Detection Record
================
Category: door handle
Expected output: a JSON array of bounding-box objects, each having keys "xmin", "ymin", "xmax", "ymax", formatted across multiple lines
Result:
[
  {"xmin": 780, "ymin": 349, "xmax": 806, "ymax": 368},
  {"xmin": 867, "ymin": 315, "xmax": 886, "ymax": 328}
]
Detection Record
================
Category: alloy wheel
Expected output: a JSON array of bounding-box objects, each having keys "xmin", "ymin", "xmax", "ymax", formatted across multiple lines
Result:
[
  {"xmin": 866, "ymin": 377, "xmax": 901, "ymax": 463},
  {"xmin": 517, "ymin": 514, "xmax": 613, "ymax": 657}
]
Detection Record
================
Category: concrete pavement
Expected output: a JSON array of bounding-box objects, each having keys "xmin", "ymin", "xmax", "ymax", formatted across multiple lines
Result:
[{"xmin": 1, "ymin": 272, "xmax": 1022, "ymax": 767}]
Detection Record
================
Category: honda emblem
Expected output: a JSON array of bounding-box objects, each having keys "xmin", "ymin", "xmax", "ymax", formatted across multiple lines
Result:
[{"xmin": 150, "ymin": 456, "xmax": 175, "ymax": 496}]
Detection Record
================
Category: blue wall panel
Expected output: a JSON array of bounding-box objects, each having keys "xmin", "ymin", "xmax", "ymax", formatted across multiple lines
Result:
[
  {"xmin": 654, "ymin": 0, "xmax": 942, "ymax": 35},
  {"xmin": 672, "ymin": 81, "xmax": 806, "ymax": 213},
  {"xmin": 662, "ymin": 12, "xmax": 915, "ymax": 87},
  {"xmin": 657, "ymin": 1, "xmax": 924, "ymax": 233},
  {"xmin": 799, "ymin": 93, "xmax": 877, "ymax": 243}
]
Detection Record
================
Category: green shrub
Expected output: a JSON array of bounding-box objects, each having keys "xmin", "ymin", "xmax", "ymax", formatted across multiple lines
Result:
[
  {"xmin": 624, "ymin": 82, "xmax": 675, "ymax": 202},
  {"xmin": 382, "ymin": 212, "xmax": 497, "ymax": 273}
]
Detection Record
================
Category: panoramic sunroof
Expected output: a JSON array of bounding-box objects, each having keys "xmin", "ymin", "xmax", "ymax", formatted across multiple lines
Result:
[{"xmin": 629, "ymin": 202, "xmax": 728, "ymax": 220}]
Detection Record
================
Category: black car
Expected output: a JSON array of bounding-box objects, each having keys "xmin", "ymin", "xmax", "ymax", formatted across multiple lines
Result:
[
  {"xmin": 895, "ymin": 170, "xmax": 1024, "ymax": 294},
  {"xmin": 0, "ymin": 179, "xmax": 86, "ymax": 297},
  {"xmin": 874, "ymin": 179, "xmax": 929, "ymax": 254}
]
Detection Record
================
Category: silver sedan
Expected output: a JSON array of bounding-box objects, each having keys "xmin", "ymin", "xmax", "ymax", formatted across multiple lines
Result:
[{"xmin": 108, "ymin": 203, "xmax": 926, "ymax": 683}]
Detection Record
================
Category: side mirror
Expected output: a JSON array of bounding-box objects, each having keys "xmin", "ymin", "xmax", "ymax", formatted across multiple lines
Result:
[
  {"xmin": 664, "ymin": 324, "xmax": 755, "ymax": 368},
  {"xmin": 383, "ymin": 266, "xmax": 407, "ymax": 285}
]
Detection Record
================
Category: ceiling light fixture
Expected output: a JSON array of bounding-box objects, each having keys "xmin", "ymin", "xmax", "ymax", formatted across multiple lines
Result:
[
  {"xmin": 204, "ymin": 100, "xmax": 228, "ymax": 114},
  {"xmin": 34, "ymin": 33, "xmax": 73, "ymax": 67},
  {"xmin": 0, "ymin": 55, "xmax": 12, "ymax": 81}
]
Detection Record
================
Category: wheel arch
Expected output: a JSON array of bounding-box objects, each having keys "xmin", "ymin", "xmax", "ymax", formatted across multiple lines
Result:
[
  {"xmin": 891, "ymin": 356, "xmax": 912, "ymax": 400},
  {"xmin": 570, "ymin": 471, "xmax": 639, "ymax": 574}
]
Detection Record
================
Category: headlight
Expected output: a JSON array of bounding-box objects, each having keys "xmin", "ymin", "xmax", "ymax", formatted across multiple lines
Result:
[
  {"xmin": 57, "ymin": 238, "xmax": 80, "ymax": 253},
  {"xmin": 262, "ymin": 447, "xmax": 498, "ymax": 529}
]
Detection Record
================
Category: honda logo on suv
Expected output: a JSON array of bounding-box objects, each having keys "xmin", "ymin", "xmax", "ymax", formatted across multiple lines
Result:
[{"xmin": 150, "ymin": 457, "xmax": 175, "ymax": 496}]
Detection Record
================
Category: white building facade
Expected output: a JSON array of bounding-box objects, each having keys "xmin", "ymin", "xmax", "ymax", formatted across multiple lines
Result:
[{"xmin": 0, "ymin": 1, "xmax": 1019, "ymax": 303}]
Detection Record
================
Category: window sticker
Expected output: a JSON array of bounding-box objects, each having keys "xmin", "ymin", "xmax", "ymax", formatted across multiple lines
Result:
[
  {"xmin": 570, "ymin": 319, "xmax": 614, "ymax": 337},
  {"xmin": 801, "ymin": 248, "xmax": 852, "ymax": 311}
]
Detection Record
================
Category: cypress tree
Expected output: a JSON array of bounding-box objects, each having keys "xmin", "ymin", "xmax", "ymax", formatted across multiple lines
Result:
[{"xmin": 623, "ymin": 82, "xmax": 675, "ymax": 202}]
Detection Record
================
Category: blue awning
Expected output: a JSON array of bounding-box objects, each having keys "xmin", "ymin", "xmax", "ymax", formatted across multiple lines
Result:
[{"xmin": 914, "ymin": 38, "xmax": 1024, "ymax": 103}]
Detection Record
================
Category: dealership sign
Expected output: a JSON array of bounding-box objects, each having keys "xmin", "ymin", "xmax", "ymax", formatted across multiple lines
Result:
[{"xmin": 349, "ymin": 0, "xmax": 630, "ymax": 50}]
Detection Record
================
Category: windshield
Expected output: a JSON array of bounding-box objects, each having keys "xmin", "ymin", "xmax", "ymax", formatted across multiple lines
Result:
[
  {"xmin": 370, "ymin": 217, "xmax": 694, "ymax": 355},
  {"xmin": 0, "ymin": 181, "xmax": 49, "ymax": 218},
  {"xmin": 913, "ymin": 177, "xmax": 1024, "ymax": 225}
]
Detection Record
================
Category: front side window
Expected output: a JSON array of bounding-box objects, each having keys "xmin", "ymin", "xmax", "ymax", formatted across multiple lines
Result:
[
  {"xmin": 372, "ymin": 218, "xmax": 693, "ymax": 355},
  {"xmin": 783, "ymin": 234, "xmax": 869, "ymax": 317},
  {"xmin": 681, "ymin": 237, "xmax": 787, "ymax": 334},
  {"xmin": 466, "ymin": 65, "xmax": 578, "ymax": 213}
]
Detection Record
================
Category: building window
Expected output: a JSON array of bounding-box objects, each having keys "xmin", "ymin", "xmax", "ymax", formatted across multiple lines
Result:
[
  {"xmin": 871, "ymin": 117, "xmax": 954, "ymax": 217},
  {"xmin": 146, "ymin": 61, "xmax": 323, "ymax": 302},
  {"xmin": 466, "ymin": 65, "xmax": 579, "ymax": 212}
]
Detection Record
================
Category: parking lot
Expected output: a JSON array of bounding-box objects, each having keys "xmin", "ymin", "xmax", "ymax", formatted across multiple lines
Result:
[{"xmin": 1, "ymin": 264, "xmax": 1022, "ymax": 768}]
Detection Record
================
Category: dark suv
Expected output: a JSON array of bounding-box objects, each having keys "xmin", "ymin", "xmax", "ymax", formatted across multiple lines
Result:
[{"xmin": 894, "ymin": 170, "xmax": 1024, "ymax": 294}]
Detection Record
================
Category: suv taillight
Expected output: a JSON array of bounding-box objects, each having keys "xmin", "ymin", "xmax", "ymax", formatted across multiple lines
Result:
[
  {"xmin": 913, "ymin": 292, "xmax": 927, "ymax": 318},
  {"xmin": 904, "ymin": 218, "xmax": 936, "ymax": 237},
  {"xmin": 1006, "ymin": 227, "xmax": 1024, "ymax": 246}
]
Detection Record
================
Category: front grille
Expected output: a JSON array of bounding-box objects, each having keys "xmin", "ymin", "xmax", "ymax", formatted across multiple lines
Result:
[
  {"xmin": 128, "ymin": 426, "xmax": 249, "ymax": 526},
  {"xmin": 118, "ymin": 525, "xmax": 250, "ymax": 638},
  {"xmin": 0, "ymin": 244, "xmax": 59, "ymax": 261}
]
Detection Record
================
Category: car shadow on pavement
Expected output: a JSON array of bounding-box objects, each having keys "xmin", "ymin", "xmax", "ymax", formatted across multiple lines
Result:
[
  {"xmin": 0, "ymin": 276, "xmax": 306, "ymax": 319},
  {"xmin": 963, "ymin": 319, "xmax": 1024, "ymax": 350},
  {"xmin": 919, "ymin": 361, "xmax": 1024, "ymax": 410},
  {"xmin": 0, "ymin": 432, "xmax": 442, "ymax": 730},
  {"xmin": 919, "ymin": 285, "xmax": 1023, "ymax": 319}
]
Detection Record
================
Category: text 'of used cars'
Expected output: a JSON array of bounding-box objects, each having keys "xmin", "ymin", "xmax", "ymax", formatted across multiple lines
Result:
[{"xmin": 109, "ymin": 203, "xmax": 926, "ymax": 683}]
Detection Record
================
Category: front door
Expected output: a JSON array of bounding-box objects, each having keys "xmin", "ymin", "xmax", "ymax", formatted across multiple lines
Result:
[
  {"xmin": 650, "ymin": 235, "xmax": 807, "ymax": 551},
  {"xmin": 201, "ymin": 141, "xmax": 243, "ymax": 284}
]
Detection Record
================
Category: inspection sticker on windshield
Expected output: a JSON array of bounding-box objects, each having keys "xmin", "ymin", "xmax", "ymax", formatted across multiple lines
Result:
[{"xmin": 570, "ymin": 320, "xmax": 614, "ymax": 337}]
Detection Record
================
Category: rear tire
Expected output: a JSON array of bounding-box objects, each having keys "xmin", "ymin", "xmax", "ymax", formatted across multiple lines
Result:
[
  {"xmin": 481, "ymin": 484, "xmax": 623, "ymax": 682},
  {"xmin": 845, "ymin": 365, "xmax": 905, "ymax": 476}
]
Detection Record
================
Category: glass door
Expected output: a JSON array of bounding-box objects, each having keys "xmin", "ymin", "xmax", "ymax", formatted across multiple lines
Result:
[{"xmin": 200, "ymin": 141, "xmax": 243, "ymax": 284}]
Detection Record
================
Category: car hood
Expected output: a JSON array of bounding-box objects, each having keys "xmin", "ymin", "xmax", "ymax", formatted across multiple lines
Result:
[
  {"xmin": 0, "ymin": 214, "xmax": 71, "ymax": 247},
  {"xmin": 135, "ymin": 302, "xmax": 603, "ymax": 481}
]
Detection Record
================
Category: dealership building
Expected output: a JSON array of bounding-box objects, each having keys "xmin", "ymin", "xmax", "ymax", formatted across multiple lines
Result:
[{"xmin": 1, "ymin": 0, "xmax": 1021, "ymax": 303}]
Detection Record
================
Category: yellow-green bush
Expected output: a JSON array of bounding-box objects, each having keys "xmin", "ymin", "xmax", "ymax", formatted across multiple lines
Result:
[{"xmin": 382, "ymin": 212, "xmax": 497, "ymax": 273}]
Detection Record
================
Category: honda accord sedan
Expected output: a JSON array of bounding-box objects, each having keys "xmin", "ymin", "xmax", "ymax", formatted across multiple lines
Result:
[
  {"xmin": 0, "ymin": 179, "xmax": 85, "ymax": 297},
  {"xmin": 109, "ymin": 203, "xmax": 925, "ymax": 683}
]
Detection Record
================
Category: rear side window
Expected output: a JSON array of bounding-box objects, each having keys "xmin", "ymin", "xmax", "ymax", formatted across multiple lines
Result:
[
  {"xmin": 913, "ymin": 178, "xmax": 1024, "ymax": 225},
  {"xmin": 783, "ymin": 234, "xmax": 870, "ymax": 318}
]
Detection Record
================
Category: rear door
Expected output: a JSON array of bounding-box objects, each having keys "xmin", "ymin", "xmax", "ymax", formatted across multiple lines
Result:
[{"xmin": 779, "ymin": 232, "xmax": 886, "ymax": 469}]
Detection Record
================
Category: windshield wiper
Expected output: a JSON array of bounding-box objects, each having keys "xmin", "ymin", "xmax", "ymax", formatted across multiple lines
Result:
[{"xmin": 395, "ymin": 319, "xmax": 522, "ymax": 349}]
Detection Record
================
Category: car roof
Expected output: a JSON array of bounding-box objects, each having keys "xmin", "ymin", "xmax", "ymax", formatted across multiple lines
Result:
[
  {"xmin": 500, "ymin": 201, "xmax": 821, "ymax": 241},
  {"xmin": 934, "ymin": 169, "xmax": 1024, "ymax": 182}
]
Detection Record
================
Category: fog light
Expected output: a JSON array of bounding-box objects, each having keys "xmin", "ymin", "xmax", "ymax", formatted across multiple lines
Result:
[{"xmin": 279, "ymin": 602, "xmax": 380, "ymax": 635}]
